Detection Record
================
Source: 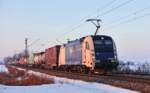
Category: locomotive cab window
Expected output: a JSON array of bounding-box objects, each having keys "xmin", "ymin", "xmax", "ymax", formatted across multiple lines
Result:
[
  {"xmin": 86, "ymin": 42, "xmax": 90, "ymax": 50},
  {"xmin": 105, "ymin": 40, "xmax": 112, "ymax": 45},
  {"xmin": 94, "ymin": 39, "xmax": 113, "ymax": 52},
  {"xmin": 94, "ymin": 40, "xmax": 103, "ymax": 45}
]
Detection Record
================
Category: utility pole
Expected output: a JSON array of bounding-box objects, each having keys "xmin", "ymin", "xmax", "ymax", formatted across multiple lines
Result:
[
  {"xmin": 86, "ymin": 18, "xmax": 101, "ymax": 36},
  {"xmin": 25, "ymin": 38, "xmax": 28, "ymax": 57},
  {"xmin": 25, "ymin": 38, "xmax": 28, "ymax": 51}
]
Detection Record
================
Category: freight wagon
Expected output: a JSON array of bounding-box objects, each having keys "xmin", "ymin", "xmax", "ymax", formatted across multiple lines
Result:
[
  {"xmin": 33, "ymin": 52, "xmax": 45, "ymax": 67},
  {"xmin": 42, "ymin": 45, "xmax": 61, "ymax": 69}
]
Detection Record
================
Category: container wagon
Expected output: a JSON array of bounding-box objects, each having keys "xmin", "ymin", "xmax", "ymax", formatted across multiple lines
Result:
[
  {"xmin": 43, "ymin": 45, "xmax": 61, "ymax": 69},
  {"xmin": 33, "ymin": 52, "xmax": 45, "ymax": 68}
]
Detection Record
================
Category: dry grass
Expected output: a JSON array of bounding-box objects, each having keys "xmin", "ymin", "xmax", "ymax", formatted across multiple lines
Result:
[{"xmin": 0, "ymin": 66, "xmax": 54, "ymax": 86}]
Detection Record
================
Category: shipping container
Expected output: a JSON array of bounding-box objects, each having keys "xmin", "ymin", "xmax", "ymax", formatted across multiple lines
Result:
[
  {"xmin": 33, "ymin": 52, "xmax": 45, "ymax": 65},
  {"xmin": 19, "ymin": 57, "xmax": 27, "ymax": 65},
  {"xmin": 45, "ymin": 45, "xmax": 61, "ymax": 69},
  {"xmin": 28, "ymin": 52, "xmax": 34, "ymax": 65}
]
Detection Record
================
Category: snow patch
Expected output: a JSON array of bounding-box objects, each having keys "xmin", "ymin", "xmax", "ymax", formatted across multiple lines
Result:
[
  {"xmin": 0, "ymin": 65, "xmax": 9, "ymax": 73},
  {"xmin": 21, "ymin": 69, "xmax": 140, "ymax": 93},
  {"xmin": 0, "ymin": 82, "xmax": 139, "ymax": 93},
  {"xmin": 0, "ymin": 67, "xmax": 139, "ymax": 93}
]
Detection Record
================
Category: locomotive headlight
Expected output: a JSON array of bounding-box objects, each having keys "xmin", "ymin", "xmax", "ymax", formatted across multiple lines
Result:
[
  {"xmin": 108, "ymin": 58, "xmax": 115, "ymax": 63},
  {"xmin": 95, "ymin": 59, "xmax": 100, "ymax": 63},
  {"xmin": 111, "ymin": 59, "xmax": 116, "ymax": 63}
]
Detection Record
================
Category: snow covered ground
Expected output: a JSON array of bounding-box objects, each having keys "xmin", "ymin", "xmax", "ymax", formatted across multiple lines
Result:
[
  {"xmin": 0, "ymin": 82, "xmax": 139, "ymax": 93},
  {"xmin": 0, "ymin": 65, "xmax": 9, "ymax": 73},
  {"xmin": 0, "ymin": 66, "xmax": 140, "ymax": 93}
]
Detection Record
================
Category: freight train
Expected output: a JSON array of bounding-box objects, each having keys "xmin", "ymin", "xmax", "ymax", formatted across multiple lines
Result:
[{"xmin": 16, "ymin": 35, "xmax": 118, "ymax": 74}]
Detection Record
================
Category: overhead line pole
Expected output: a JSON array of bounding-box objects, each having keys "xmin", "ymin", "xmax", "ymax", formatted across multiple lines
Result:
[
  {"xmin": 25, "ymin": 38, "xmax": 28, "ymax": 51},
  {"xmin": 25, "ymin": 38, "xmax": 29, "ymax": 57}
]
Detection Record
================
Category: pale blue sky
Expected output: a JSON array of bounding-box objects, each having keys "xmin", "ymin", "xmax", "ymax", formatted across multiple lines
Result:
[{"xmin": 0, "ymin": 0, "xmax": 150, "ymax": 62}]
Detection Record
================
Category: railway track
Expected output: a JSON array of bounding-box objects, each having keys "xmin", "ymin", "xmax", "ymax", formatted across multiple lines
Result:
[
  {"xmin": 11, "ymin": 65, "xmax": 150, "ymax": 93},
  {"xmin": 105, "ymin": 73, "xmax": 150, "ymax": 84},
  {"xmin": 12, "ymin": 65, "xmax": 150, "ymax": 83}
]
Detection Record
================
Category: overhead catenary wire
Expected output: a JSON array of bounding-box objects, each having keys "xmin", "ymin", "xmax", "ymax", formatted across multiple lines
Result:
[
  {"xmin": 28, "ymin": 38, "xmax": 40, "ymax": 48},
  {"xmin": 104, "ymin": 5, "xmax": 150, "ymax": 26},
  {"xmin": 55, "ymin": 0, "xmax": 118, "ymax": 42},
  {"xmin": 104, "ymin": 12, "xmax": 150, "ymax": 30},
  {"xmin": 79, "ymin": 0, "xmax": 118, "ymax": 22},
  {"xmin": 64, "ymin": 0, "xmax": 135, "ymax": 38},
  {"xmin": 82, "ymin": 0, "xmax": 136, "ymax": 35},
  {"xmin": 56, "ymin": 22, "xmax": 86, "ymax": 41},
  {"xmin": 97, "ymin": 0, "xmax": 135, "ymax": 17},
  {"xmin": 55, "ymin": 0, "xmax": 137, "ymax": 45}
]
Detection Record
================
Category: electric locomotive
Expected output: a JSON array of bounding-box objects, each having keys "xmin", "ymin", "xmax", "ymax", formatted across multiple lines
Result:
[{"xmin": 58, "ymin": 35, "xmax": 118, "ymax": 74}]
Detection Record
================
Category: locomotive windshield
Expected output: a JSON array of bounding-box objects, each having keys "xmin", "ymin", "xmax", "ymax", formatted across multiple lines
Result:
[
  {"xmin": 94, "ymin": 40, "xmax": 113, "ymax": 52},
  {"xmin": 93, "ymin": 36, "xmax": 114, "ymax": 61}
]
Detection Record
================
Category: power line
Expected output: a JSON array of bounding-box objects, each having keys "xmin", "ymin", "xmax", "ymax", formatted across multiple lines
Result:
[
  {"xmin": 55, "ymin": 0, "xmax": 135, "ymax": 43},
  {"xmin": 70, "ymin": 0, "xmax": 118, "ymax": 28},
  {"xmin": 55, "ymin": 0, "xmax": 118, "ymax": 42},
  {"xmin": 58, "ymin": 22, "xmax": 86, "ymax": 40},
  {"xmin": 62, "ymin": 0, "xmax": 134, "ymax": 36},
  {"xmin": 28, "ymin": 38, "xmax": 40, "ymax": 48},
  {"xmin": 97, "ymin": 0, "xmax": 135, "ymax": 17},
  {"xmin": 79, "ymin": 0, "xmax": 118, "ymax": 22},
  {"xmin": 121, "ymin": 12, "xmax": 150, "ymax": 24},
  {"xmin": 105, "ymin": 5, "xmax": 150, "ymax": 26},
  {"xmin": 100, "ymin": 0, "xmax": 118, "ymax": 10},
  {"xmin": 104, "ymin": 12, "xmax": 150, "ymax": 30}
]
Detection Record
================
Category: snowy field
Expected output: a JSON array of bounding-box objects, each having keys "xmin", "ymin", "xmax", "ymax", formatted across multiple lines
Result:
[
  {"xmin": 0, "ymin": 82, "xmax": 139, "ymax": 93},
  {"xmin": 0, "ymin": 66, "xmax": 139, "ymax": 93},
  {"xmin": 0, "ymin": 65, "xmax": 9, "ymax": 73}
]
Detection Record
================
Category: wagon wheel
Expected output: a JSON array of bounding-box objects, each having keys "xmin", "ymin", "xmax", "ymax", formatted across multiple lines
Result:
[
  {"xmin": 77, "ymin": 66, "xmax": 83, "ymax": 73},
  {"xmin": 97, "ymin": 69, "xmax": 106, "ymax": 75}
]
